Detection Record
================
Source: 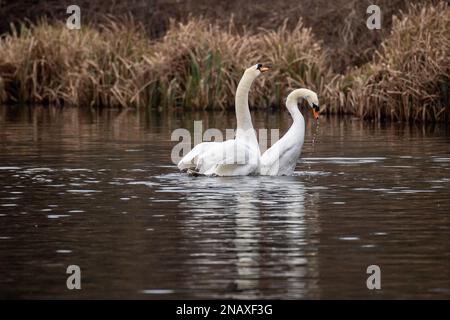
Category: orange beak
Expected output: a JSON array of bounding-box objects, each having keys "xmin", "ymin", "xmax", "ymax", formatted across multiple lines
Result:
[
  {"xmin": 311, "ymin": 109, "xmax": 319, "ymax": 120},
  {"xmin": 312, "ymin": 108, "xmax": 320, "ymax": 120},
  {"xmin": 260, "ymin": 66, "xmax": 269, "ymax": 73}
]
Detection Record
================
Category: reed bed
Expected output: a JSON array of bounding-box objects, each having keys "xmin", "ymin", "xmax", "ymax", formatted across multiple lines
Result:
[
  {"xmin": 0, "ymin": 18, "xmax": 151, "ymax": 107},
  {"xmin": 150, "ymin": 19, "xmax": 330, "ymax": 109},
  {"xmin": 0, "ymin": 0, "xmax": 429, "ymax": 73},
  {"xmin": 0, "ymin": 2, "xmax": 448, "ymax": 122},
  {"xmin": 327, "ymin": 2, "xmax": 450, "ymax": 122},
  {"xmin": 0, "ymin": 18, "xmax": 329, "ymax": 109}
]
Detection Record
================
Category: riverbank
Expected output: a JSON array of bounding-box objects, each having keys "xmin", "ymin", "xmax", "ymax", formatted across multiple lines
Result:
[{"xmin": 0, "ymin": 2, "xmax": 448, "ymax": 122}]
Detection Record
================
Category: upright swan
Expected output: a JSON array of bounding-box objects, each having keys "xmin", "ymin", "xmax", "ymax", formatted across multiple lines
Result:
[
  {"xmin": 178, "ymin": 64, "xmax": 269, "ymax": 176},
  {"xmin": 260, "ymin": 88, "xmax": 319, "ymax": 176}
]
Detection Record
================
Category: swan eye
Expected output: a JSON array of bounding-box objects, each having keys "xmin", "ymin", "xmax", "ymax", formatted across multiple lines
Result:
[
  {"xmin": 256, "ymin": 64, "xmax": 262, "ymax": 70},
  {"xmin": 312, "ymin": 103, "xmax": 320, "ymax": 111}
]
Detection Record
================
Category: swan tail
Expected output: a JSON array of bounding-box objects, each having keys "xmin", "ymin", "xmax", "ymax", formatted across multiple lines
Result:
[{"xmin": 177, "ymin": 142, "xmax": 214, "ymax": 171}]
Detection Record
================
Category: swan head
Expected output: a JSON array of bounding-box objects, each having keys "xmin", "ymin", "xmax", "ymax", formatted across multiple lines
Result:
[
  {"xmin": 307, "ymin": 93, "xmax": 320, "ymax": 120},
  {"xmin": 287, "ymin": 88, "xmax": 320, "ymax": 120},
  {"xmin": 244, "ymin": 63, "xmax": 269, "ymax": 78}
]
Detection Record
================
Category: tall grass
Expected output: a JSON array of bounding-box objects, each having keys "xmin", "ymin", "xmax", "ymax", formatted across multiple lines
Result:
[
  {"xmin": 327, "ymin": 2, "xmax": 450, "ymax": 122},
  {"xmin": 0, "ymin": 2, "xmax": 448, "ymax": 122},
  {"xmin": 0, "ymin": 18, "xmax": 151, "ymax": 107},
  {"xmin": 0, "ymin": 0, "xmax": 430, "ymax": 72},
  {"xmin": 150, "ymin": 19, "xmax": 329, "ymax": 109},
  {"xmin": 0, "ymin": 17, "xmax": 329, "ymax": 110}
]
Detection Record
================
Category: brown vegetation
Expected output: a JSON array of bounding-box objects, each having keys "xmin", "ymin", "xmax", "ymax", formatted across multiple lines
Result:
[
  {"xmin": 327, "ymin": 3, "xmax": 450, "ymax": 122},
  {"xmin": 0, "ymin": 1, "xmax": 448, "ymax": 122},
  {"xmin": 0, "ymin": 0, "xmax": 431, "ymax": 72},
  {"xmin": 0, "ymin": 18, "xmax": 328, "ymax": 110}
]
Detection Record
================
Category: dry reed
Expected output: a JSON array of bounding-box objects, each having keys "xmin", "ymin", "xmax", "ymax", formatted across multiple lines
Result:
[
  {"xmin": 0, "ymin": 2, "xmax": 448, "ymax": 122},
  {"xmin": 327, "ymin": 2, "xmax": 449, "ymax": 122},
  {"xmin": 0, "ymin": 17, "xmax": 329, "ymax": 110}
]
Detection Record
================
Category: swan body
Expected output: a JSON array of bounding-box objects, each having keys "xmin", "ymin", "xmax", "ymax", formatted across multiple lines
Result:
[
  {"xmin": 178, "ymin": 64, "xmax": 268, "ymax": 176},
  {"xmin": 260, "ymin": 88, "xmax": 319, "ymax": 176}
]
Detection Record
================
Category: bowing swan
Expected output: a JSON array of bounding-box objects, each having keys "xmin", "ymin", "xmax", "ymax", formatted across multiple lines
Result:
[
  {"xmin": 260, "ymin": 88, "xmax": 319, "ymax": 176},
  {"xmin": 178, "ymin": 64, "xmax": 269, "ymax": 176}
]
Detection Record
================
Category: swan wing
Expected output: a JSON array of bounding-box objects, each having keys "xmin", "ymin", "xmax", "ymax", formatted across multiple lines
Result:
[
  {"xmin": 202, "ymin": 140, "xmax": 260, "ymax": 176},
  {"xmin": 260, "ymin": 131, "xmax": 303, "ymax": 176},
  {"xmin": 177, "ymin": 142, "xmax": 217, "ymax": 171},
  {"xmin": 260, "ymin": 140, "xmax": 283, "ymax": 175}
]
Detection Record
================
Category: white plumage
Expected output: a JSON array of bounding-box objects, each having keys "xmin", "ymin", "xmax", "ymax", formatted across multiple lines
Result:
[
  {"xmin": 260, "ymin": 88, "xmax": 319, "ymax": 176},
  {"xmin": 178, "ymin": 64, "xmax": 268, "ymax": 176}
]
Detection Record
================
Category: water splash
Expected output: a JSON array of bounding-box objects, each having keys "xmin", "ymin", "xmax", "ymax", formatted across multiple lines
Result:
[{"xmin": 311, "ymin": 118, "xmax": 320, "ymax": 147}]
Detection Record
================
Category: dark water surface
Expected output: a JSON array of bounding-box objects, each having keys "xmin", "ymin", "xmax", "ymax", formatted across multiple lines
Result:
[{"xmin": 0, "ymin": 105, "xmax": 449, "ymax": 299}]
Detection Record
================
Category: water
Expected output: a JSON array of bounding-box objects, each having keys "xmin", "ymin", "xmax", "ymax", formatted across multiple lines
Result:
[{"xmin": 0, "ymin": 105, "xmax": 449, "ymax": 299}]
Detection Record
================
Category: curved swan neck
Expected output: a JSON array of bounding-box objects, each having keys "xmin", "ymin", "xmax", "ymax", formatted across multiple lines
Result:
[
  {"xmin": 286, "ymin": 95, "xmax": 305, "ymax": 124},
  {"xmin": 235, "ymin": 71, "xmax": 256, "ymax": 131}
]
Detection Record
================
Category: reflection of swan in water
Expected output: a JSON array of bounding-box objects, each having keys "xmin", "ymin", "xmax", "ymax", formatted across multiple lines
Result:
[
  {"xmin": 155, "ymin": 174, "xmax": 320, "ymax": 298},
  {"xmin": 231, "ymin": 179, "xmax": 261, "ymax": 297}
]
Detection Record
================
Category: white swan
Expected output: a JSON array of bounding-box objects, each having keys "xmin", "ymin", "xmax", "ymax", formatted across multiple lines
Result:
[
  {"xmin": 260, "ymin": 88, "xmax": 319, "ymax": 176},
  {"xmin": 178, "ymin": 64, "xmax": 269, "ymax": 176}
]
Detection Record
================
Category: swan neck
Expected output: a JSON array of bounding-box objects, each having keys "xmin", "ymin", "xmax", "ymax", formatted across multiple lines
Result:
[
  {"xmin": 286, "ymin": 97, "xmax": 304, "ymax": 124},
  {"xmin": 235, "ymin": 72, "xmax": 255, "ymax": 132}
]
